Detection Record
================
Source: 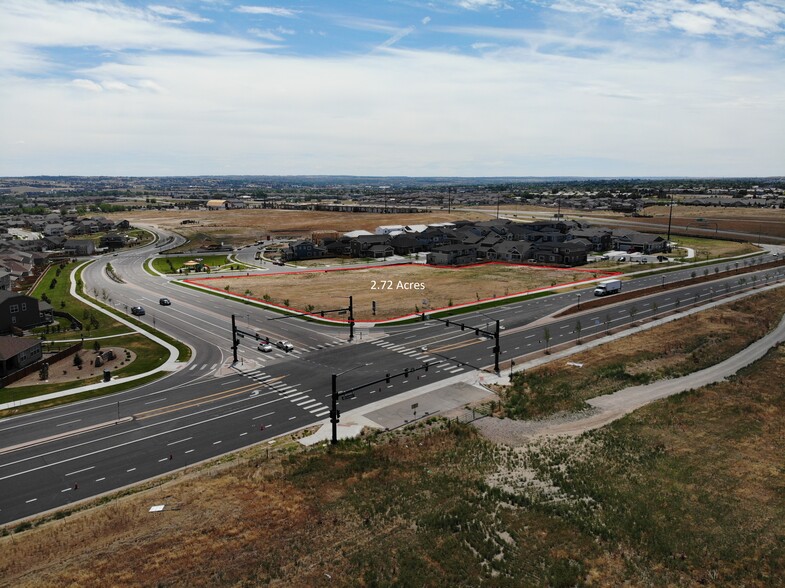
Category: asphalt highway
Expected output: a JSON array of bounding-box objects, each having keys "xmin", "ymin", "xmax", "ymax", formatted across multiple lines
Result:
[{"xmin": 1, "ymin": 230, "xmax": 783, "ymax": 525}]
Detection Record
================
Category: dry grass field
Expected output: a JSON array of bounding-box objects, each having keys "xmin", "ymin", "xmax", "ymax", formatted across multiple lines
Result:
[
  {"xmin": 112, "ymin": 209, "xmax": 491, "ymax": 248},
  {"xmin": 637, "ymin": 205, "xmax": 785, "ymax": 240},
  {"xmin": 193, "ymin": 263, "xmax": 606, "ymax": 321}
]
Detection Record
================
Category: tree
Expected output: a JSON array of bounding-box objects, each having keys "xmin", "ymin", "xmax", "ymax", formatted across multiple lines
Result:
[
  {"xmin": 49, "ymin": 278, "xmax": 57, "ymax": 289},
  {"xmin": 73, "ymin": 353, "xmax": 83, "ymax": 369}
]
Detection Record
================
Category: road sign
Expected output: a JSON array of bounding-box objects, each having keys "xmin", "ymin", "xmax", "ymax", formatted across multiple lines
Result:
[{"xmin": 411, "ymin": 403, "xmax": 418, "ymax": 410}]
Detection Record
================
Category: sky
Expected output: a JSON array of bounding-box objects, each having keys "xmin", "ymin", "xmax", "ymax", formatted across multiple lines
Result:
[{"xmin": 1, "ymin": 0, "xmax": 784, "ymax": 178}]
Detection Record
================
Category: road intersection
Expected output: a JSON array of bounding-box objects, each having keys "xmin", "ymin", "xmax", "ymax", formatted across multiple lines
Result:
[{"xmin": 1, "ymin": 230, "xmax": 783, "ymax": 525}]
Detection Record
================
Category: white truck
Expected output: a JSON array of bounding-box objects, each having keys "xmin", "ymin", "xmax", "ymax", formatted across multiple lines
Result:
[{"xmin": 594, "ymin": 279, "xmax": 622, "ymax": 296}]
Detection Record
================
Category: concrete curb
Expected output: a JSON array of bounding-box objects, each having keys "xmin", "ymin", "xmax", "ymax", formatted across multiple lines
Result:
[{"xmin": 0, "ymin": 261, "xmax": 186, "ymax": 412}]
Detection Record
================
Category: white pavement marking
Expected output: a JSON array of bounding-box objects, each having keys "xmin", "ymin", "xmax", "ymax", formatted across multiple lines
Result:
[
  {"xmin": 127, "ymin": 468, "xmax": 136, "ymax": 472},
  {"xmin": 66, "ymin": 466, "xmax": 94, "ymax": 477},
  {"xmin": 25, "ymin": 498, "xmax": 37, "ymax": 503},
  {"xmin": 56, "ymin": 419, "xmax": 81, "ymax": 427},
  {"xmin": 314, "ymin": 410, "xmax": 330, "ymax": 417},
  {"xmin": 185, "ymin": 449, "xmax": 194, "ymax": 454},
  {"xmin": 167, "ymin": 437, "xmax": 192, "ymax": 446},
  {"xmin": 252, "ymin": 411, "xmax": 275, "ymax": 421},
  {"xmin": 144, "ymin": 397, "xmax": 167, "ymax": 405},
  {"xmin": 95, "ymin": 477, "xmax": 105, "ymax": 482}
]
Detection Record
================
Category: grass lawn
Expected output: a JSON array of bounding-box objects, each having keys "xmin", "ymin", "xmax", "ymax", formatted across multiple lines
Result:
[
  {"xmin": 0, "ymin": 335, "xmax": 171, "ymax": 407},
  {"xmin": 29, "ymin": 262, "xmax": 126, "ymax": 340},
  {"xmin": 194, "ymin": 263, "xmax": 610, "ymax": 321},
  {"xmin": 669, "ymin": 235, "xmax": 760, "ymax": 259},
  {"xmin": 150, "ymin": 254, "xmax": 233, "ymax": 274},
  {"xmin": 498, "ymin": 286, "xmax": 785, "ymax": 420}
]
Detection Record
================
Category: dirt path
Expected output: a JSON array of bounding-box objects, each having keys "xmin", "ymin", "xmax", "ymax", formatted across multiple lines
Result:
[{"xmin": 474, "ymin": 312, "xmax": 785, "ymax": 443}]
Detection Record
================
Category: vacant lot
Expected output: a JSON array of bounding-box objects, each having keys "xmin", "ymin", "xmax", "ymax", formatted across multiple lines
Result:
[
  {"xmin": 194, "ymin": 263, "xmax": 605, "ymax": 320},
  {"xmin": 499, "ymin": 286, "xmax": 785, "ymax": 419},
  {"xmin": 113, "ymin": 209, "xmax": 490, "ymax": 249}
]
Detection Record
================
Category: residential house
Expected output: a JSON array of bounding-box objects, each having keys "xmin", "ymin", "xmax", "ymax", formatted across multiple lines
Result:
[
  {"xmin": 530, "ymin": 241, "xmax": 588, "ymax": 266},
  {"xmin": 567, "ymin": 228, "xmax": 613, "ymax": 252},
  {"xmin": 0, "ymin": 336, "xmax": 43, "ymax": 378},
  {"xmin": 427, "ymin": 244, "xmax": 477, "ymax": 266},
  {"xmin": 390, "ymin": 233, "xmax": 425, "ymax": 255},
  {"xmin": 612, "ymin": 231, "xmax": 668, "ymax": 254},
  {"xmin": 99, "ymin": 233, "xmax": 128, "ymax": 249},
  {"xmin": 487, "ymin": 241, "xmax": 533, "ymax": 262},
  {"xmin": 283, "ymin": 240, "xmax": 329, "ymax": 261},
  {"xmin": 349, "ymin": 235, "xmax": 393, "ymax": 258},
  {"xmin": 64, "ymin": 239, "xmax": 96, "ymax": 256},
  {"xmin": 0, "ymin": 291, "xmax": 53, "ymax": 334}
]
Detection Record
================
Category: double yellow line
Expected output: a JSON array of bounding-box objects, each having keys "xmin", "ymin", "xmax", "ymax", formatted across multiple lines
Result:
[{"xmin": 135, "ymin": 380, "xmax": 275, "ymax": 420}]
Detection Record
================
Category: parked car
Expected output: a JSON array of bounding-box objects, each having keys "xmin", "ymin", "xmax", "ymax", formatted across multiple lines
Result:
[
  {"xmin": 276, "ymin": 340, "xmax": 294, "ymax": 352},
  {"xmin": 131, "ymin": 306, "xmax": 146, "ymax": 316},
  {"xmin": 273, "ymin": 260, "xmax": 285, "ymax": 266},
  {"xmin": 258, "ymin": 342, "xmax": 273, "ymax": 352},
  {"xmin": 159, "ymin": 297, "xmax": 171, "ymax": 306}
]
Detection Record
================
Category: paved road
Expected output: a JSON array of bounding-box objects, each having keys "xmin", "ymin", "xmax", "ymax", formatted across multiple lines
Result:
[
  {"xmin": 474, "ymin": 291, "xmax": 785, "ymax": 441},
  {"xmin": 1, "ymin": 228, "xmax": 783, "ymax": 524}
]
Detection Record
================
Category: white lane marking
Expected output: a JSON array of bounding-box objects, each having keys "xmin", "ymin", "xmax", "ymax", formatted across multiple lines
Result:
[
  {"xmin": 144, "ymin": 397, "xmax": 167, "ymax": 405},
  {"xmin": 295, "ymin": 398, "xmax": 315, "ymax": 406},
  {"xmin": 66, "ymin": 466, "xmax": 94, "ymax": 477},
  {"xmin": 25, "ymin": 498, "xmax": 37, "ymax": 503},
  {"xmin": 95, "ymin": 477, "xmax": 105, "ymax": 482},
  {"xmin": 313, "ymin": 410, "xmax": 330, "ymax": 417},
  {"xmin": 240, "ymin": 432, "xmax": 248, "ymax": 436},
  {"xmin": 127, "ymin": 468, "xmax": 136, "ymax": 472},
  {"xmin": 288, "ymin": 416, "xmax": 296, "ymax": 420},
  {"xmin": 210, "ymin": 363, "xmax": 218, "ymax": 370},
  {"xmin": 301, "ymin": 401, "xmax": 321, "ymax": 410},
  {"xmin": 308, "ymin": 405, "xmax": 327, "ymax": 413},
  {"xmin": 185, "ymin": 449, "xmax": 195, "ymax": 454},
  {"xmin": 61, "ymin": 488, "xmax": 72, "ymax": 493},
  {"xmin": 0, "ymin": 396, "xmax": 289, "ymax": 482},
  {"xmin": 252, "ymin": 411, "xmax": 275, "ymax": 421},
  {"xmin": 56, "ymin": 419, "xmax": 81, "ymax": 427},
  {"xmin": 167, "ymin": 437, "xmax": 192, "ymax": 446},
  {"xmin": 158, "ymin": 458, "xmax": 169, "ymax": 462},
  {"xmin": 213, "ymin": 441, "xmax": 221, "ymax": 445},
  {"xmin": 188, "ymin": 365, "xmax": 197, "ymax": 371}
]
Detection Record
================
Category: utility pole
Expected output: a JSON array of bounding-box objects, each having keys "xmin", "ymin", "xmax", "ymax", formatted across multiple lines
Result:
[
  {"xmin": 231, "ymin": 314, "xmax": 239, "ymax": 363},
  {"xmin": 349, "ymin": 295, "xmax": 354, "ymax": 341},
  {"xmin": 330, "ymin": 373, "xmax": 339, "ymax": 444},
  {"xmin": 666, "ymin": 192, "xmax": 674, "ymax": 247},
  {"xmin": 493, "ymin": 320, "xmax": 500, "ymax": 374}
]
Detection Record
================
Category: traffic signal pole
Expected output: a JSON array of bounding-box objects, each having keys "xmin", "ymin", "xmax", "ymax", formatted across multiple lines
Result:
[{"xmin": 330, "ymin": 362, "xmax": 431, "ymax": 444}]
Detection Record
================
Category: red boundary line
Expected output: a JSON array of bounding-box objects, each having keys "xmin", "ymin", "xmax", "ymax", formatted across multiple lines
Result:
[{"xmin": 184, "ymin": 261, "xmax": 620, "ymax": 324}]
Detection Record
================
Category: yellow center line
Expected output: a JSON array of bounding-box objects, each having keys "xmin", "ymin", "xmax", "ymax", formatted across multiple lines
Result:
[
  {"xmin": 430, "ymin": 338, "xmax": 486, "ymax": 354},
  {"xmin": 134, "ymin": 382, "xmax": 265, "ymax": 420}
]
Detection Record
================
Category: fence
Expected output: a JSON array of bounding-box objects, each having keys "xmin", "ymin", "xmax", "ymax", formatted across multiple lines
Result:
[{"xmin": 0, "ymin": 341, "xmax": 83, "ymax": 389}]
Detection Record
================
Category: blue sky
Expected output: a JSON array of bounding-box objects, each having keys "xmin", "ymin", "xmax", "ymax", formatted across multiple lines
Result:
[{"xmin": 1, "ymin": 0, "xmax": 784, "ymax": 177}]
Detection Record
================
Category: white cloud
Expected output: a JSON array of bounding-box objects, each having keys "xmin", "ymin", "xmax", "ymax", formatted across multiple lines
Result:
[
  {"xmin": 71, "ymin": 78, "xmax": 103, "ymax": 92},
  {"xmin": 147, "ymin": 5, "xmax": 211, "ymax": 23},
  {"xmin": 422, "ymin": 16, "xmax": 432, "ymax": 25},
  {"xmin": 3, "ymin": 44, "xmax": 782, "ymax": 176},
  {"xmin": 234, "ymin": 6, "xmax": 300, "ymax": 17},
  {"xmin": 0, "ymin": 0, "xmax": 270, "ymax": 74},
  {"xmin": 671, "ymin": 12, "xmax": 715, "ymax": 35},
  {"xmin": 457, "ymin": 0, "xmax": 509, "ymax": 10},
  {"xmin": 544, "ymin": 0, "xmax": 785, "ymax": 38}
]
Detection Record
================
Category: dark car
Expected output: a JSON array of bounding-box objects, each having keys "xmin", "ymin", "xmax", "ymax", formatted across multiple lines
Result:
[
  {"xmin": 131, "ymin": 306, "xmax": 146, "ymax": 316},
  {"xmin": 159, "ymin": 297, "xmax": 171, "ymax": 306}
]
